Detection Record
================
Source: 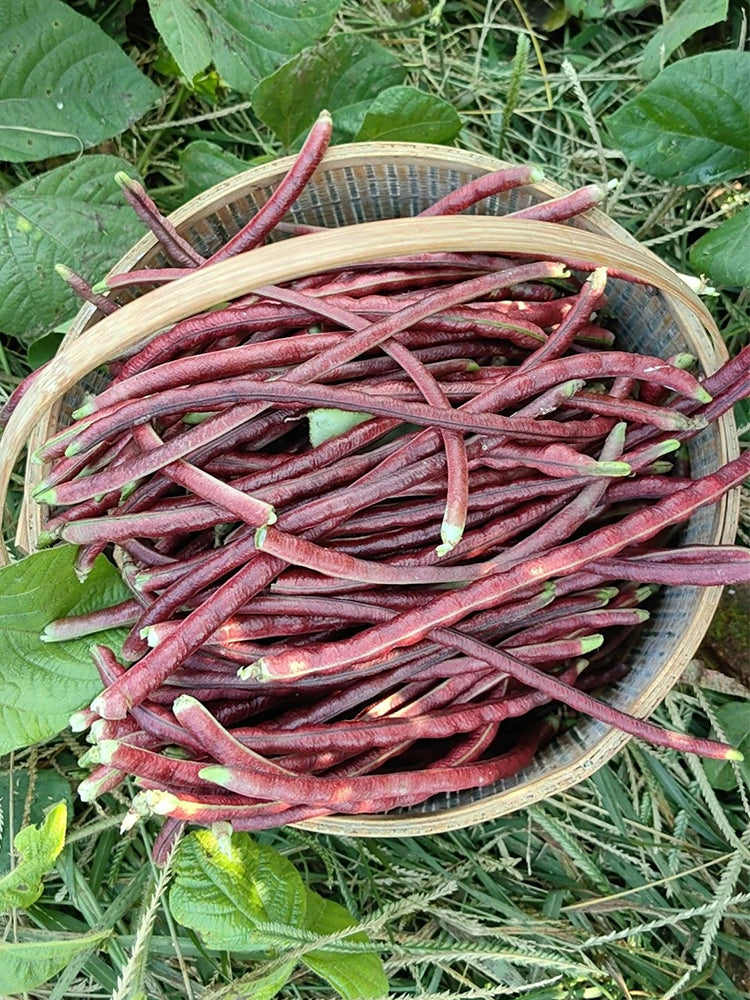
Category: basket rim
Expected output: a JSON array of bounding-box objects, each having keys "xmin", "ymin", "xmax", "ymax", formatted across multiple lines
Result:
[{"xmin": 11, "ymin": 142, "xmax": 741, "ymax": 836}]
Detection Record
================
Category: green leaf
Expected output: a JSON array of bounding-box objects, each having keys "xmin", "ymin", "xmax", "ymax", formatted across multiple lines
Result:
[
  {"xmin": 178, "ymin": 0, "xmax": 342, "ymax": 94},
  {"xmin": 607, "ymin": 51, "xmax": 750, "ymax": 185},
  {"xmin": 0, "ymin": 154, "xmax": 147, "ymax": 342},
  {"xmin": 0, "ymin": 801, "xmax": 66, "ymax": 910},
  {"xmin": 0, "ymin": 0, "xmax": 160, "ymax": 162},
  {"xmin": 0, "ymin": 930, "xmax": 110, "ymax": 994},
  {"xmin": 689, "ymin": 205, "xmax": 750, "ymax": 288},
  {"xmin": 355, "ymin": 86, "xmax": 462, "ymax": 144},
  {"xmin": 703, "ymin": 702, "xmax": 750, "ymax": 790},
  {"xmin": 565, "ymin": 0, "xmax": 646, "ymax": 17},
  {"xmin": 308, "ymin": 408, "xmax": 373, "ymax": 448},
  {"xmin": 27, "ymin": 331, "xmax": 64, "ymax": 370},
  {"xmin": 179, "ymin": 140, "xmax": 248, "ymax": 199},
  {"xmin": 205, "ymin": 961, "xmax": 297, "ymax": 1000},
  {"xmin": 0, "ymin": 770, "xmax": 72, "ymax": 875},
  {"xmin": 0, "ymin": 546, "xmax": 131, "ymax": 754},
  {"xmin": 302, "ymin": 895, "xmax": 388, "ymax": 1000},
  {"xmin": 734, "ymin": 398, "xmax": 750, "ymax": 442},
  {"xmin": 639, "ymin": 0, "xmax": 728, "ymax": 80},
  {"xmin": 170, "ymin": 828, "xmax": 306, "ymax": 950},
  {"xmin": 253, "ymin": 35, "xmax": 405, "ymax": 148},
  {"xmin": 148, "ymin": 0, "xmax": 213, "ymax": 81},
  {"xmin": 170, "ymin": 830, "xmax": 387, "ymax": 997}
]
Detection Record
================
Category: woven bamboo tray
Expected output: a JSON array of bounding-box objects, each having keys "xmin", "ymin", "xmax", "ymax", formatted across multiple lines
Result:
[{"xmin": 3, "ymin": 143, "xmax": 739, "ymax": 835}]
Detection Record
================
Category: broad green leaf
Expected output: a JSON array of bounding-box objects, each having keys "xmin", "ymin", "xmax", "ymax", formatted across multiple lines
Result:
[
  {"xmin": 253, "ymin": 842, "xmax": 308, "ymax": 927},
  {"xmin": 0, "ymin": 801, "xmax": 66, "ymax": 910},
  {"xmin": 0, "ymin": 930, "xmax": 110, "ymax": 994},
  {"xmin": 565, "ymin": 0, "xmax": 646, "ymax": 16},
  {"xmin": 170, "ymin": 828, "xmax": 307, "ymax": 950},
  {"xmin": 149, "ymin": 0, "xmax": 213, "ymax": 81},
  {"xmin": 689, "ymin": 205, "xmax": 750, "ymax": 288},
  {"xmin": 181, "ymin": 0, "xmax": 342, "ymax": 94},
  {"xmin": 308, "ymin": 408, "xmax": 372, "ymax": 448},
  {"xmin": 0, "ymin": 770, "xmax": 72, "ymax": 875},
  {"xmin": 607, "ymin": 51, "xmax": 750, "ymax": 185},
  {"xmin": 703, "ymin": 702, "xmax": 750, "ymax": 790},
  {"xmin": 639, "ymin": 0, "xmax": 728, "ymax": 80},
  {"xmin": 27, "ymin": 331, "xmax": 64, "ymax": 370},
  {"xmin": 355, "ymin": 86, "xmax": 462, "ymax": 144},
  {"xmin": 253, "ymin": 35, "xmax": 405, "ymax": 148},
  {"xmin": 203, "ymin": 961, "xmax": 297, "ymax": 1000},
  {"xmin": 0, "ymin": 154, "xmax": 147, "ymax": 342},
  {"xmin": 0, "ymin": 0, "xmax": 160, "ymax": 162},
  {"xmin": 179, "ymin": 140, "xmax": 248, "ymax": 199},
  {"xmin": 171, "ymin": 831, "xmax": 386, "ymax": 999},
  {"xmin": 302, "ymin": 894, "xmax": 388, "ymax": 1000},
  {"xmin": 0, "ymin": 546, "xmax": 130, "ymax": 754}
]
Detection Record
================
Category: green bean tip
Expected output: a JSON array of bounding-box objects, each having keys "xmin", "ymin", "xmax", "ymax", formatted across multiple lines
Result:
[
  {"xmin": 69, "ymin": 710, "xmax": 94, "ymax": 732},
  {"xmin": 96, "ymin": 740, "xmax": 118, "ymax": 765},
  {"xmin": 581, "ymin": 634, "xmax": 604, "ymax": 653},
  {"xmin": 199, "ymin": 765, "xmax": 232, "ymax": 786},
  {"xmin": 596, "ymin": 461, "xmax": 631, "ymax": 477},
  {"xmin": 33, "ymin": 487, "xmax": 56, "ymax": 504}
]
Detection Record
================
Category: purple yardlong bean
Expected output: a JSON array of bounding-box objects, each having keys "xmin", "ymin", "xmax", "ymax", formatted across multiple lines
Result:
[
  {"xmin": 249, "ymin": 450, "xmax": 750, "ymax": 688},
  {"xmin": 254, "ymin": 525, "xmax": 491, "ymax": 586},
  {"xmin": 36, "ymin": 261, "xmax": 570, "ymax": 504},
  {"xmin": 203, "ymin": 111, "xmax": 333, "ymax": 265},
  {"xmin": 516, "ymin": 268, "xmax": 607, "ymax": 371},
  {"xmin": 42, "ymin": 599, "xmax": 141, "ymax": 640},
  {"xmin": 418, "ymin": 164, "xmax": 544, "ymax": 216},
  {"xmin": 55, "ymin": 264, "xmax": 120, "ymax": 315},
  {"xmin": 115, "ymin": 173, "xmax": 203, "ymax": 266},
  {"xmin": 79, "ymin": 333, "xmax": 347, "ymax": 414},
  {"xmin": 505, "ymin": 184, "xmax": 605, "ymax": 222}
]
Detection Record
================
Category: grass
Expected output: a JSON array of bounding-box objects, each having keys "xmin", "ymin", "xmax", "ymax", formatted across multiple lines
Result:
[
  {"xmin": 1, "ymin": 2, "xmax": 749, "ymax": 998},
  {"xmin": 3, "ymin": 685, "xmax": 749, "ymax": 999}
]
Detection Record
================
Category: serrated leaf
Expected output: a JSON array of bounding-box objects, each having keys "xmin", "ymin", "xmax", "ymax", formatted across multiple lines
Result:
[
  {"xmin": 149, "ymin": 0, "xmax": 213, "ymax": 81},
  {"xmin": 0, "ymin": 930, "xmax": 110, "ymax": 994},
  {"xmin": 607, "ymin": 51, "xmax": 750, "ymax": 185},
  {"xmin": 0, "ymin": 546, "xmax": 131, "ymax": 754},
  {"xmin": 170, "ymin": 830, "xmax": 386, "ymax": 997},
  {"xmin": 639, "ymin": 0, "xmax": 728, "ymax": 80},
  {"xmin": 565, "ymin": 0, "xmax": 646, "ymax": 17},
  {"xmin": 302, "ymin": 894, "xmax": 388, "ymax": 999},
  {"xmin": 253, "ymin": 35, "xmax": 405, "ymax": 148},
  {"xmin": 0, "ymin": 0, "xmax": 159, "ymax": 162},
  {"xmin": 0, "ymin": 801, "xmax": 66, "ymax": 910},
  {"xmin": 170, "ymin": 829, "xmax": 307, "ymax": 951},
  {"xmin": 308, "ymin": 408, "xmax": 372, "ymax": 448},
  {"xmin": 355, "ymin": 86, "xmax": 462, "ymax": 144},
  {"xmin": 689, "ymin": 205, "xmax": 750, "ymax": 288},
  {"xmin": 0, "ymin": 770, "xmax": 72, "ymax": 875},
  {"xmin": 181, "ymin": 0, "xmax": 342, "ymax": 94},
  {"xmin": 204, "ymin": 961, "xmax": 297, "ymax": 1000},
  {"xmin": 0, "ymin": 154, "xmax": 147, "ymax": 342},
  {"xmin": 179, "ymin": 140, "xmax": 248, "ymax": 199}
]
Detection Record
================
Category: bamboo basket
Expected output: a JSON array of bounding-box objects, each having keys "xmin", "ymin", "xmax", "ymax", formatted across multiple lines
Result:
[{"xmin": 4, "ymin": 144, "xmax": 739, "ymax": 836}]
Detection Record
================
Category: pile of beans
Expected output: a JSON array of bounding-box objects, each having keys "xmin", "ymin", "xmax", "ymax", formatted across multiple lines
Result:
[{"xmin": 6, "ymin": 111, "xmax": 747, "ymax": 850}]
